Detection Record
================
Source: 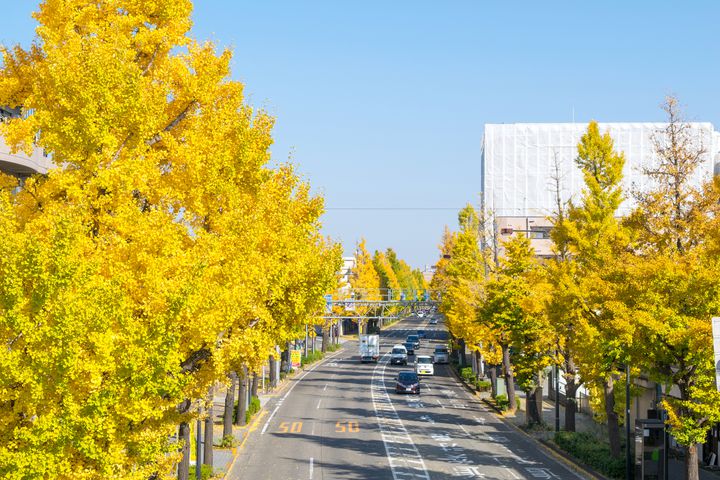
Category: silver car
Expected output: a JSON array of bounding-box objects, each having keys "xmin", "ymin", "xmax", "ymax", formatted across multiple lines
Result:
[
  {"xmin": 433, "ymin": 346, "xmax": 449, "ymax": 364},
  {"xmin": 390, "ymin": 344, "xmax": 408, "ymax": 365}
]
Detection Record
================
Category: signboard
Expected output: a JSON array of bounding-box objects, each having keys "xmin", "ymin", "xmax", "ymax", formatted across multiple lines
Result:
[
  {"xmin": 324, "ymin": 294, "xmax": 333, "ymax": 313},
  {"xmin": 291, "ymin": 349, "xmax": 302, "ymax": 370},
  {"xmin": 713, "ymin": 317, "xmax": 720, "ymax": 392}
]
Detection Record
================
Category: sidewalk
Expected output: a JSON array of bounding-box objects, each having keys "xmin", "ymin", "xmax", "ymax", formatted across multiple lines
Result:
[{"xmin": 501, "ymin": 388, "xmax": 720, "ymax": 480}]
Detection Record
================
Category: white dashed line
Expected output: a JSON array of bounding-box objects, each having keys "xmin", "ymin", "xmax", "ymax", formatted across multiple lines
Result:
[{"xmin": 372, "ymin": 353, "xmax": 430, "ymax": 480}]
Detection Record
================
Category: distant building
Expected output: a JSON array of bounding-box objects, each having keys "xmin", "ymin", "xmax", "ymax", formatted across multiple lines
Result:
[
  {"xmin": 481, "ymin": 122, "xmax": 720, "ymax": 258},
  {"xmin": 421, "ymin": 265, "xmax": 435, "ymax": 284},
  {"xmin": 0, "ymin": 107, "xmax": 53, "ymax": 180}
]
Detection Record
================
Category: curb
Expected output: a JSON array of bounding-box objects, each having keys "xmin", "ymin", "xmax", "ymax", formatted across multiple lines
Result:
[
  {"xmin": 539, "ymin": 438, "xmax": 614, "ymax": 480},
  {"xmin": 498, "ymin": 412, "xmax": 608, "ymax": 480},
  {"xmin": 447, "ymin": 368, "xmax": 605, "ymax": 480}
]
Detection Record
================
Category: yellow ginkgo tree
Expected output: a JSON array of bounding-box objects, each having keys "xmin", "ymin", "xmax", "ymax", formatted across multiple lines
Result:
[{"xmin": 0, "ymin": 1, "xmax": 340, "ymax": 479}]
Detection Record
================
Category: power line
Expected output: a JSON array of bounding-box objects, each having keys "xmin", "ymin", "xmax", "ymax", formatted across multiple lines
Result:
[{"xmin": 325, "ymin": 207, "xmax": 463, "ymax": 211}]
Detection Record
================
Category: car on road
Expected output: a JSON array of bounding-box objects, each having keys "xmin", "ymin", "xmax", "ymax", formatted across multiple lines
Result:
[
  {"xmin": 429, "ymin": 318, "xmax": 438, "ymax": 325},
  {"xmin": 403, "ymin": 341, "xmax": 415, "ymax": 355},
  {"xmin": 406, "ymin": 334, "xmax": 420, "ymax": 350},
  {"xmin": 414, "ymin": 355, "xmax": 434, "ymax": 376},
  {"xmin": 390, "ymin": 344, "xmax": 408, "ymax": 365},
  {"xmin": 395, "ymin": 371, "xmax": 420, "ymax": 394},
  {"xmin": 417, "ymin": 312, "xmax": 425, "ymax": 318},
  {"xmin": 433, "ymin": 345, "xmax": 449, "ymax": 364},
  {"xmin": 416, "ymin": 329, "xmax": 426, "ymax": 339}
]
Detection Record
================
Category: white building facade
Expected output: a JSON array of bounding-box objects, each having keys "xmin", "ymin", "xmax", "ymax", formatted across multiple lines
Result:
[
  {"xmin": 0, "ymin": 107, "xmax": 53, "ymax": 180},
  {"xmin": 481, "ymin": 122, "xmax": 720, "ymax": 257}
]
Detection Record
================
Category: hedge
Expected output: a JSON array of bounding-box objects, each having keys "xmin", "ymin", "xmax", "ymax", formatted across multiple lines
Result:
[{"xmin": 553, "ymin": 431, "xmax": 625, "ymax": 479}]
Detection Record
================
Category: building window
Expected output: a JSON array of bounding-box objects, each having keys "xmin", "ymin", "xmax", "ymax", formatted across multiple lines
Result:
[{"xmin": 529, "ymin": 226, "xmax": 552, "ymax": 240}]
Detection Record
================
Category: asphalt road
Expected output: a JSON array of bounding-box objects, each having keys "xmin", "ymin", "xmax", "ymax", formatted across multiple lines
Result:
[{"xmin": 228, "ymin": 315, "xmax": 589, "ymax": 480}]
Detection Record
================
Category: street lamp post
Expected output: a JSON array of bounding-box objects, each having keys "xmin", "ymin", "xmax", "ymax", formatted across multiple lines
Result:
[
  {"xmin": 626, "ymin": 362, "xmax": 632, "ymax": 480},
  {"xmin": 555, "ymin": 358, "xmax": 560, "ymax": 432}
]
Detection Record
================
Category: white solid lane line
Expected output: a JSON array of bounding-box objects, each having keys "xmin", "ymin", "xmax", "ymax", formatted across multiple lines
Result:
[
  {"xmin": 316, "ymin": 399, "xmax": 322, "ymax": 409},
  {"xmin": 309, "ymin": 457, "xmax": 314, "ymax": 479}
]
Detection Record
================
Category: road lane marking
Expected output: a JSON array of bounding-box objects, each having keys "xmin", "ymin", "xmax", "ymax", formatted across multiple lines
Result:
[
  {"xmin": 456, "ymin": 423, "xmax": 471, "ymax": 437},
  {"xmin": 316, "ymin": 399, "xmax": 322, "ymax": 409},
  {"xmin": 309, "ymin": 457, "xmax": 314, "ymax": 479},
  {"xmin": 436, "ymin": 399, "xmax": 446, "ymax": 409},
  {"xmin": 278, "ymin": 421, "xmax": 303, "ymax": 433},
  {"xmin": 336, "ymin": 420, "xmax": 360, "ymax": 433},
  {"xmin": 261, "ymin": 348, "xmax": 344, "ymax": 434},
  {"xmin": 371, "ymin": 353, "xmax": 430, "ymax": 480},
  {"xmin": 323, "ymin": 383, "xmax": 328, "ymax": 391}
]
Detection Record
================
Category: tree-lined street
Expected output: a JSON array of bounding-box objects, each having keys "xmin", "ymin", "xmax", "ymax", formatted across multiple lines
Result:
[{"xmin": 231, "ymin": 315, "xmax": 584, "ymax": 480}]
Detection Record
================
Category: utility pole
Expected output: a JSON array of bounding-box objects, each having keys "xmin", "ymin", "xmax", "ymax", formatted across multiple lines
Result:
[
  {"xmin": 626, "ymin": 362, "xmax": 632, "ymax": 480},
  {"xmin": 555, "ymin": 358, "xmax": 560, "ymax": 432},
  {"xmin": 195, "ymin": 410, "xmax": 202, "ymax": 480}
]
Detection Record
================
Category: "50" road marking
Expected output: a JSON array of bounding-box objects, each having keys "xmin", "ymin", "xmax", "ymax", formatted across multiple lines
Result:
[{"xmin": 278, "ymin": 421, "xmax": 303, "ymax": 433}]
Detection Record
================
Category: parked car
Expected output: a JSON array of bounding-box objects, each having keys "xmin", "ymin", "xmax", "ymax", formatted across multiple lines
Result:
[
  {"xmin": 390, "ymin": 344, "xmax": 408, "ymax": 365},
  {"xmin": 406, "ymin": 334, "xmax": 420, "ymax": 350},
  {"xmin": 429, "ymin": 318, "xmax": 438, "ymax": 325},
  {"xmin": 433, "ymin": 345, "xmax": 449, "ymax": 364},
  {"xmin": 403, "ymin": 341, "xmax": 415, "ymax": 355},
  {"xmin": 415, "ymin": 355, "xmax": 434, "ymax": 376},
  {"xmin": 395, "ymin": 371, "xmax": 420, "ymax": 394},
  {"xmin": 416, "ymin": 329, "xmax": 426, "ymax": 339}
]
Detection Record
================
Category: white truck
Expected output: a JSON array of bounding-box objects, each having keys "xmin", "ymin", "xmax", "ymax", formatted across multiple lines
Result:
[{"xmin": 359, "ymin": 334, "xmax": 380, "ymax": 363}]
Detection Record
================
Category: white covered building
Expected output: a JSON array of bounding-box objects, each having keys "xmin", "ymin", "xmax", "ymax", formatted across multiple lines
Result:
[{"xmin": 481, "ymin": 122, "xmax": 720, "ymax": 257}]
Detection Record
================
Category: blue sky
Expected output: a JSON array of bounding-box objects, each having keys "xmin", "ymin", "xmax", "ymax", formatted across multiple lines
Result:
[{"xmin": 3, "ymin": 1, "xmax": 719, "ymax": 268}]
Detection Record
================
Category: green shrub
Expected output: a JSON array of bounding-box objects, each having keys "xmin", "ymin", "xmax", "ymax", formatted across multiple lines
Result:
[
  {"xmin": 554, "ymin": 431, "xmax": 625, "ymax": 479},
  {"xmin": 460, "ymin": 367, "xmax": 474, "ymax": 382},
  {"xmin": 326, "ymin": 343, "xmax": 341, "ymax": 352},
  {"xmin": 217, "ymin": 434, "xmax": 236, "ymax": 448},
  {"xmin": 244, "ymin": 395, "xmax": 261, "ymax": 424},
  {"xmin": 200, "ymin": 464, "xmax": 214, "ymax": 480},
  {"xmin": 476, "ymin": 379, "xmax": 491, "ymax": 392},
  {"xmin": 302, "ymin": 350, "xmax": 323, "ymax": 366},
  {"xmin": 493, "ymin": 393, "xmax": 521, "ymax": 411}
]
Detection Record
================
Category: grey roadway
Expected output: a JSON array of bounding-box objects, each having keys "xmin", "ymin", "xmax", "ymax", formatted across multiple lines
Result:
[{"xmin": 228, "ymin": 315, "xmax": 589, "ymax": 479}]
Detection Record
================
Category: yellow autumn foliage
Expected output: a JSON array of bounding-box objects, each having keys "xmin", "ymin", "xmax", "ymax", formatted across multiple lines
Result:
[{"xmin": 0, "ymin": 1, "xmax": 340, "ymax": 478}]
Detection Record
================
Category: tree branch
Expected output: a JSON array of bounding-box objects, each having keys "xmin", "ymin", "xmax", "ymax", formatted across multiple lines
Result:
[{"xmin": 146, "ymin": 100, "xmax": 197, "ymax": 147}]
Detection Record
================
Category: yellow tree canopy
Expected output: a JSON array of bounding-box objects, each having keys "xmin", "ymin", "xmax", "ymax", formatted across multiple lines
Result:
[{"xmin": 0, "ymin": 1, "xmax": 340, "ymax": 478}]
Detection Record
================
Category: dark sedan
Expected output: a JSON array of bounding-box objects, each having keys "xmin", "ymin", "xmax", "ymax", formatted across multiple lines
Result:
[
  {"xmin": 395, "ymin": 371, "xmax": 420, "ymax": 394},
  {"xmin": 403, "ymin": 341, "xmax": 415, "ymax": 355}
]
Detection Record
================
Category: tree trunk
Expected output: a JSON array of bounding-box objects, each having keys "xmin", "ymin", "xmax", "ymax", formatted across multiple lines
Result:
[
  {"xmin": 203, "ymin": 391, "xmax": 214, "ymax": 466},
  {"xmin": 474, "ymin": 350, "xmax": 483, "ymax": 379},
  {"xmin": 251, "ymin": 372, "xmax": 258, "ymax": 398},
  {"xmin": 686, "ymin": 443, "xmax": 700, "ymax": 480},
  {"xmin": 321, "ymin": 326, "xmax": 328, "ymax": 353},
  {"xmin": 236, "ymin": 367, "xmax": 247, "ymax": 426},
  {"xmin": 177, "ymin": 422, "xmax": 190, "ymax": 480},
  {"xmin": 489, "ymin": 364, "xmax": 498, "ymax": 398},
  {"xmin": 223, "ymin": 372, "xmax": 237, "ymax": 437},
  {"xmin": 458, "ymin": 338, "xmax": 467, "ymax": 367},
  {"xmin": 269, "ymin": 354, "xmax": 277, "ymax": 388},
  {"xmin": 526, "ymin": 372, "xmax": 543, "ymax": 426},
  {"xmin": 564, "ymin": 378, "xmax": 578, "ymax": 432},
  {"xmin": 502, "ymin": 344, "xmax": 516, "ymax": 412},
  {"xmin": 604, "ymin": 376, "xmax": 621, "ymax": 458}
]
